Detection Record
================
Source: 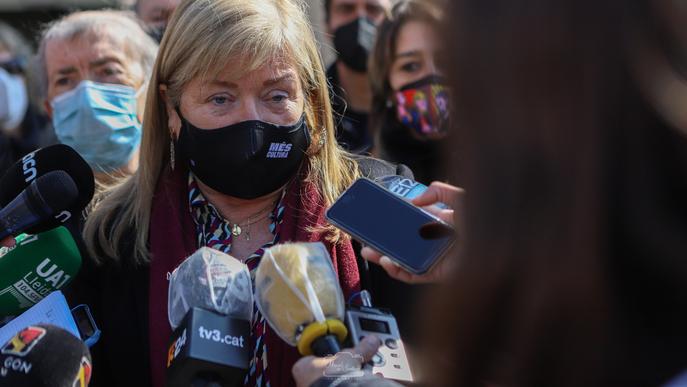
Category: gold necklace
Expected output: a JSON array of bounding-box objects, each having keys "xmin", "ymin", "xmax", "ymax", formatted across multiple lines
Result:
[{"xmin": 227, "ymin": 200, "xmax": 277, "ymax": 241}]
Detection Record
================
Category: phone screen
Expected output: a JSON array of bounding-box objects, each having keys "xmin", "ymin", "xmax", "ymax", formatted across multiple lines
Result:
[{"xmin": 326, "ymin": 178, "xmax": 454, "ymax": 274}]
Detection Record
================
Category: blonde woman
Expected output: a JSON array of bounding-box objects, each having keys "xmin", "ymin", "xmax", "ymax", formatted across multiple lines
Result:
[{"xmin": 69, "ymin": 0, "xmax": 413, "ymax": 386}]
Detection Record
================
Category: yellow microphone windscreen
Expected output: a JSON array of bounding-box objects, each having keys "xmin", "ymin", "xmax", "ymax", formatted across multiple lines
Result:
[{"xmin": 254, "ymin": 242, "xmax": 345, "ymax": 346}]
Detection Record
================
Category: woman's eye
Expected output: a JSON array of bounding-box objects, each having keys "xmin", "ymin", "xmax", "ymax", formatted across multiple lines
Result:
[
  {"xmin": 55, "ymin": 77, "xmax": 70, "ymax": 86},
  {"xmin": 211, "ymin": 95, "xmax": 228, "ymax": 105},
  {"xmin": 401, "ymin": 62, "xmax": 421, "ymax": 73},
  {"xmin": 268, "ymin": 92, "xmax": 289, "ymax": 103}
]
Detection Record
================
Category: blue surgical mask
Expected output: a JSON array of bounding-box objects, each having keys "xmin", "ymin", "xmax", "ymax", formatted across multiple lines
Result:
[
  {"xmin": 0, "ymin": 67, "xmax": 28, "ymax": 131},
  {"xmin": 50, "ymin": 80, "xmax": 143, "ymax": 172}
]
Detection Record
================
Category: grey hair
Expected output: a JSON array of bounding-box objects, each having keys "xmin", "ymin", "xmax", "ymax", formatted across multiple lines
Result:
[
  {"xmin": 33, "ymin": 10, "xmax": 158, "ymax": 102},
  {"xmin": 0, "ymin": 22, "xmax": 32, "ymax": 60}
]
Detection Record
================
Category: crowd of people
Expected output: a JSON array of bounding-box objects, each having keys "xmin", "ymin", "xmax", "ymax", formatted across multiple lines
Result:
[{"xmin": 0, "ymin": 0, "xmax": 686, "ymax": 386}]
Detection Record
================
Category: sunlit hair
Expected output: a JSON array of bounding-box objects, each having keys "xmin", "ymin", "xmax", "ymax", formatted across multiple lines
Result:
[
  {"xmin": 34, "ymin": 10, "xmax": 158, "ymax": 103},
  {"xmin": 84, "ymin": 0, "xmax": 359, "ymax": 265},
  {"xmin": 368, "ymin": 0, "xmax": 444, "ymax": 144}
]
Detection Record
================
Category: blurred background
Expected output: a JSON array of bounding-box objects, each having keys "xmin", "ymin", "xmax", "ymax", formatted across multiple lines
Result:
[{"xmin": 0, "ymin": 0, "xmax": 337, "ymax": 65}]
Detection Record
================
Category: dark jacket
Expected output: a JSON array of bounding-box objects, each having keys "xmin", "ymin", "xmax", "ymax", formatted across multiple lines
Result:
[
  {"xmin": 0, "ymin": 104, "xmax": 56, "ymax": 177},
  {"xmin": 328, "ymin": 64, "xmax": 373, "ymax": 154},
  {"xmin": 64, "ymin": 156, "xmax": 425, "ymax": 387},
  {"xmin": 0, "ymin": 133, "xmax": 14, "ymax": 177}
]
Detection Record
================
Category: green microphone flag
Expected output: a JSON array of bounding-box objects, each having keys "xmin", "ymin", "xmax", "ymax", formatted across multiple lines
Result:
[{"xmin": 0, "ymin": 226, "xmax": 81, "ymax": 317}]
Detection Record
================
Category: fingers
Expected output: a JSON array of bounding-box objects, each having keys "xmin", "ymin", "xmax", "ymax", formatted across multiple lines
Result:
[
  {"xmin": 360, "ymin": 246, "xmax": 383, "ymax": 264},
  {"xmin": 350, "ymin": 335, "xmax": 382, "ymax": 363},
  {"xmin": 363, "ymin": 248, "xmax": 421, "ymax": 284},
  {"xmin": 378, "ymin": 256, "xmax": 418, "ymax": 284},
  {"xmin": 422, "ymin": 206, "xmax": 455, "ymax": 224},
  {"xmin": 0, "ymin": 237, "xmax": 15, "ymax": 249},
  {"xmin": 412, "ymin": 181, "xmax": 464, "ymax": 208},
  {"xmin": 291, "ymin": 355, "xmax": 330, "ymax": 387}
]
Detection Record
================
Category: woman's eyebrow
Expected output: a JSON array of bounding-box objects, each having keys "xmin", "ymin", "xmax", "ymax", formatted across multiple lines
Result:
[
  {"xmin": 210, "ymin": 79, "xmax": 238, "ymax": 88},
  {"xmin": 263, "ymin": 73, "xmax": 296, "ymax": 87},
  {"xmin": 395, "ymin": 50, "xmax": 422, "ymax": 59}
]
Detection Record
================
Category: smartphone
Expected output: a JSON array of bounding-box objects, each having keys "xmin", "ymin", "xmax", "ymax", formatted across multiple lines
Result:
[{"xmin": 326, "ymin": 178, "xmax": 455, "ymax": 275}]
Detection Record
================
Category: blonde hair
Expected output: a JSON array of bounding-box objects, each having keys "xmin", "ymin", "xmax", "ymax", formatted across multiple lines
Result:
[{"xmin": 83, "ymin": 0, "xmax": 359, "ymax": 265}]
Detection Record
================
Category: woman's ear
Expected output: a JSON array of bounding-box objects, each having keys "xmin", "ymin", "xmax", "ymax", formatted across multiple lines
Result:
[
  {"xmin": 159, "ymin": 84, "xmax": 180, "ymax": 139},
  {"xmin": 43, "ymin": 100, "xmax": 53, "ymax": 119}
]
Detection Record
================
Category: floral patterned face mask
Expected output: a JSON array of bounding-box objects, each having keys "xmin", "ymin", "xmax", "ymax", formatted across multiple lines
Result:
[{"xmin": 394, "ymin": 75, "xmax": 450, "ymax": 137}]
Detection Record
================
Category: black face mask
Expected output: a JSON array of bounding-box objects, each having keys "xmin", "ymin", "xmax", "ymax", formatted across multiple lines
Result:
[
  {"xmin": 177, "ymin": 114, "xmax": 311, "ymax": 199},
  {"xmin": 333, "ymin": 17, "xmax": 377, "ymax": 73}
]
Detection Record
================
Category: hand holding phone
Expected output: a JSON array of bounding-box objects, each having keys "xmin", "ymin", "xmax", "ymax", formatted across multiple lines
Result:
[
  {"xmin": 326, "ymin": 178, "xmax": 456, "ymax": 276},
  {"xmin": 361, "ymin": 181, "xmax": 462, "ymax": 284}
]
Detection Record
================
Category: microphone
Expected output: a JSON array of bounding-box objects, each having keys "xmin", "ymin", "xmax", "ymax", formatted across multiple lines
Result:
[
  {"xmin": 0, "ymin": 227, "xmax": 81, "ymax": 317},
  {"xmin": 0, "ymin": 144, "xmax": 95, "ymax": 235},
  {"xmin": 0, "ymin": 323, "xmax": 91, "ymax": 387},
  {"xmin": 166, "ymin": 247, "xmax": 253, "ymax": 387},
  {"xmin": 0, "ymin": 171, "xmax": 77, "ymax": 240},
  {"xmin": 254, "ymin": 242, "xmax": 348, "ymax": 357}
]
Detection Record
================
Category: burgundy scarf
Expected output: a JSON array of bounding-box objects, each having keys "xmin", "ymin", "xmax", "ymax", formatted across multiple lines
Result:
[{"xmin": 148, "ymin": 166, "xmax": 360, "ymax": 387}]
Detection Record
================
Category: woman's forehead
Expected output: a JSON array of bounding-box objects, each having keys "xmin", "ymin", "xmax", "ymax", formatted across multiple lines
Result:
[{"xmin": 197, "ymin": 58, "xmax": 300, "ymax": 87}]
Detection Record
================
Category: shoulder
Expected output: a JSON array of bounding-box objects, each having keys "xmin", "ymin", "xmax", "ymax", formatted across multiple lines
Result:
[{"xmin": 352, "ymin": 155, "xmax": 415, "ymax": 181}]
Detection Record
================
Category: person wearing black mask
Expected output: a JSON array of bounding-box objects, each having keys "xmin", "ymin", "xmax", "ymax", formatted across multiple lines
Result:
[
  {"xmin": 369, "ymin": 0, "xmax": 448, "ymax": 184},
  {"xmin": 71, "ymin": 1, "xmax": 412, "ymax": 386},
  {"xmin": 135, "ymin": 0, "xmax": 181, "ymax": 43},
  {"xmin": 325, "ymin": 0, "xmax": 391, "ymax": 154}
]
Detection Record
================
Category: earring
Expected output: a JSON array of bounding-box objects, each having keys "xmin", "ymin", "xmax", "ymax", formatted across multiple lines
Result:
[
  {"xmin": 386, "ymin": 98, "xmax": 394, "ymax": 108},
  {"xmin": 169, "ymin": 138, "xmax": 176, "ymax": 171}
]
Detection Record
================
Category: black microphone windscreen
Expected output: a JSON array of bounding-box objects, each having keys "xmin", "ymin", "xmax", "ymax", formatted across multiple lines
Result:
[
  {"xmin": 0, "ymin": 324, "xmax": 92, "ymax": 387},
  {"xmin": 0, "ymin": 144, "xmax": 95, "ymax": 234},
  {"xmin": 29, "ymin": 171, "xmax": 79, "ymax": 216}
]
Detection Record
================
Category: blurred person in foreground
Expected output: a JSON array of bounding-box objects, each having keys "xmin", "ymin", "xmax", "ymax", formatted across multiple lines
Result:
[
  {"xmin": 369, "ymin": 0, "xmax": 449, "ymax": 184},
  {"xmin": 422, "ymin": 0, "xmax": 687, "ymax": 386},
  {"xmin": 134, "ymin": 0, "xmax": 181, "ymax": 42},
  {"xmin": 296, "ymin": 0, "xmax": 687, "ymax": 386},
  {"xmin": 35, "ymin": 10, "xmax": 157, "ymax": 183},
  {"xmin": 0, "ymin": 22, "xmax": 54, "ymax": 176},
  {"xmin": 326, "ymin": 0, "xmax": 391, "ymax": 153},
  {"xmin": 72, "ymin": 0, "xmax": 412, "ymax": 385}
]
